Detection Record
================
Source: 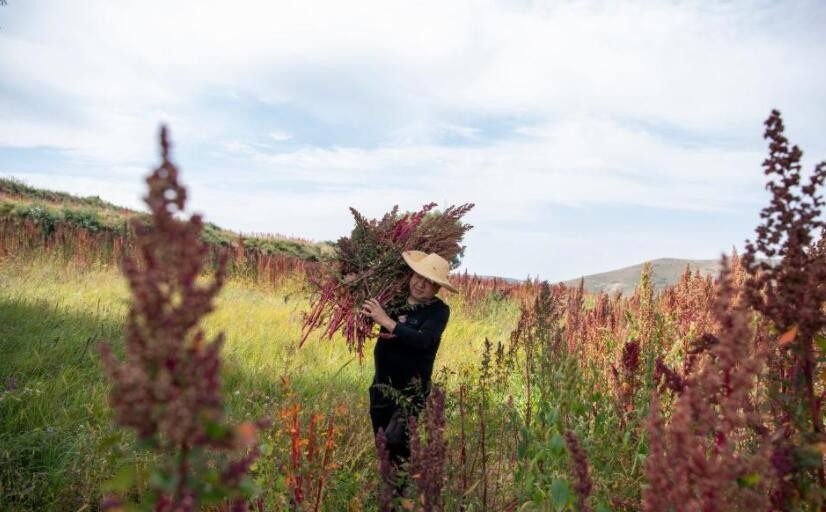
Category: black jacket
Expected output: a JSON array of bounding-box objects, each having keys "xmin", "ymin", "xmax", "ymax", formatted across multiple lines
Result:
[{"xmin": 372, "ymin": 297, "xmax": 450, "ymax": 402}]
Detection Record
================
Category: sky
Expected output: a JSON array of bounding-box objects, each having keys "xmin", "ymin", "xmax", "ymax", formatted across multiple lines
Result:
[{"xmin": 1, "ymin": 1, "xmax": 825, "ymax": 281}]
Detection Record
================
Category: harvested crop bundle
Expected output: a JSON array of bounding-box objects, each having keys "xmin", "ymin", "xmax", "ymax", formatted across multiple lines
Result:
[{"xmin": 300, "ymin": 202, "xmax": 474, "ymax": 359}]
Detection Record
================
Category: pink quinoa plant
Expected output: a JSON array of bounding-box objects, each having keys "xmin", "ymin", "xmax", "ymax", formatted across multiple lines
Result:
[
  {"xmin": 564, "ymin": 431, "xmax": 593, "ymax": 512},
  {"xmin": 653, "ymin": 356, "xmax": 685, "ymax": 395},
  {"xmin": 99, "ymin": 127, "xmax": 264, "ymax": 511},
  {"xmin": 375, "ymin": 428, "xmax": 396, "ymax": 512},
  {"xmin": 408, "ymin": 385, "xmax": 448, "ymax": 512},
  {"xmin": 660, "ymin": 263, "xmax": 717, "ymax": 355},
  {"xmin": 610, "ymin": 340, "xmax": 642, "ymax": 425},
  {"xmin": 643, "ymin": 257, "xmax": 772, "ymax": 512},
  {"xmin": 301, "ymin": 202, "xmax": 474, "ymax": 359},
  {"xmin": 742, "ymin": 110, "xmax": 826, "ymax": 501},
  {"xmin": 581, "ymin": 291, "xmax": 622, "ymax": 350},
  {"xmin": 564, "ymin": 278, "xmax": 585, "ymax": 354}
]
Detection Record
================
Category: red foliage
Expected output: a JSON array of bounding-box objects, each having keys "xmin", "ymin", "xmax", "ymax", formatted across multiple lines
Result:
[
  {"xmin": 643, "ymin": 258, "xmax": 771, "ymax": 512},
  {"xmin": 301, "ymin": 202, "xmax": 474, "ymax": 359},
  {"xmin": 742, "ymin": 109, "xmax": 826, "ymax": 499},
  {"xmin": 98, "ymin": 127, "xmax": 263, "ymax": 511}
]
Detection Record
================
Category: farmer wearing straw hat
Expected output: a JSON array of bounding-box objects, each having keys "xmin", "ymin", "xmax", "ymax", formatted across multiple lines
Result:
[{"xmin": 360, "ymin": 250, "xmax": 455, "ymax": 464}]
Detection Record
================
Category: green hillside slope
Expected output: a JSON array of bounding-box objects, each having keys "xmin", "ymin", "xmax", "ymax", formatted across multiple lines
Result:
[{"xmin": 0, "ymin": 177, "xmax": 333, "ymax": 261}]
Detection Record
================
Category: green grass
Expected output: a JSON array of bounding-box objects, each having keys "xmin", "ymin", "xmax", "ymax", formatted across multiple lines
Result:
[
  {"xmin": 0, "ymin": 177, "xmax": 126, "ymax": 211},
  {"xmin": 0, "ymin": 256, "xmax": 519, "ymax": 510}
]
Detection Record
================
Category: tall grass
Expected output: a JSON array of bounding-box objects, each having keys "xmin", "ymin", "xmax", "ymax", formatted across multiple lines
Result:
[{"xmin": 0, "ymin": 252, "xmax": 516, "ymax": 510}]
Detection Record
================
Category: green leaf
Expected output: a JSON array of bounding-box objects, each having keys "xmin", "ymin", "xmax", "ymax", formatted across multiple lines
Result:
[
  {"xmin": 202, "ymin": 467, "xmax": 221, "ymax": 485},
  {"xmin": 622, "ymin": 430, "xmax": 632, "ymax": 447},
  {"xmin": 524, "ymin": 473, "xmax": 535, "ymax": 492},
  {"xmin": 99, "ymin": 433, "xmax": 123, "ymax": 450},
  {"xmin": 517, "ymin": 427, "xmax": 530, "ymax": 459},
  {"xmin": 205, "ymin": 421, "xmax": 230, "ymax": 440},
  {"xmin": 200, "ymin": 485, "xmax": 229, "ymax": 503},
  {"xmin": 259, "ymin": 442, "xmax": 272, "ymax": 456},
  {"xmin": 797, "ymin": 444, "xmax": 825, "ymax": 469},
  {"xmin": 737, "ymin": 473, "xmax": 761, "ymax": 488},
  {"xmin": 549, "ymin": 433, "xmax": 565, "ymax": 456},
  {"xmin": 596, "ymin": 501, "xmax": 614, "ymax": 512},
  {"xmin": 104, "ymin": 465, "xmax": 136, "ymax": 492},
  {"xmin": 238, "ymin": 476, "xmax": 260, "ymax": 496},
  {"xmin": 149, "ymin": 468, "xmax": 178, "ymax": 494},
  {"xmin": 550, "ymin": 478, "xmax": 570, "ymax": 510},
  {"xmin": 137, "ymin": 435, "xmax": 160, "ymax": 450},
  {"xmin": 276, "ymin": 474, "xmax": 289, "ymax": 492},
  {"xmin": 815, "ymin": 334, "xmax": 826, "ymax": 352}
]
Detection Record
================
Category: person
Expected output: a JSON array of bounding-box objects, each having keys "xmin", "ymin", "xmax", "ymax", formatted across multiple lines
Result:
[{"xmin": 359, "ymin": 250, "xmax": 456, "ymax": 466}]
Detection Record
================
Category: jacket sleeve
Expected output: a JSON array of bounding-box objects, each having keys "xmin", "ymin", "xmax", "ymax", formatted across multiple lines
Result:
[{"xmin": 391, "ymin": 305, "xmax": 450, "ymax": 351}]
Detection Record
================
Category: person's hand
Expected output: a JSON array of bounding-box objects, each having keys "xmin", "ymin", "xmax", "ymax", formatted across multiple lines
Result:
[
  {"xmin": 360, "ymin": 298, "xmax": 395, "ymax": 331},
  {"xmin": 360, "ymin": 298, "xmax": 389, "ymax": 322}
]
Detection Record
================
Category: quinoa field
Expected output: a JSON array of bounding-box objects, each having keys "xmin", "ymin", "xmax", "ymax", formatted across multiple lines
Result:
[{"xmin": 1, "ymin": 111, "xmax": 825, "ymax": 511}]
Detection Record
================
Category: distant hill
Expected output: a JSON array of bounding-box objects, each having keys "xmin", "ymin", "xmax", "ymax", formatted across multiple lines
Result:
[{"xmin": 562, "ymin": 258, "xmax": 724, "ymax": 295}]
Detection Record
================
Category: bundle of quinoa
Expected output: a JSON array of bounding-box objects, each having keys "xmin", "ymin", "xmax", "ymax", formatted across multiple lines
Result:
[{"xmin": 300, "ymin": 202, "xmax": 474, "ymax": 359}]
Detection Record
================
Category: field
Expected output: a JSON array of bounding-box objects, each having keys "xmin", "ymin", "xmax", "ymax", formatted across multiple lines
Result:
[
  {"xmin": 0, "ymin": 250, "xmax": 520, "ymax": 510},
  {"xmin": 1, "ymin": 111, "xmax": 825, "ymax": 511}
]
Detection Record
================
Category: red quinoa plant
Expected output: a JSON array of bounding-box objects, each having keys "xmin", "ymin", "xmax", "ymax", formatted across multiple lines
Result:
[
  {"xmin": 300, "ymin": 202, "xmax": 474, "ymax": 358},
  {"xmin": 408, "ymin": 385, "xmax": 448, "ymax": 512},
  {"xmin": 742, "ymin": 110, "xmax": 826, "ymax": 505},
  {"xmin": 267, "ymin": 401, "xmax": 341, "ymax": 511},
  {"xmin": 610, "ymin": 340, "xmax": 642, "ymax": 426},
  {"xmin": 563, "ymin": 431, "xmax": 593, "ymax": 512},
  {"xmin": 375, "ymin": 428, "xmax": 396, "ymax": 512},
  {"xmin": 564, "ymin": 278, "xmax": 585, "ymax": 354},
  {"xmin": 99, "ymin": 127, "xmax": 264, "ymax": 511},
  {"xmin": 660, "ymin": 264, "xmax": 716, "ymax": 353},
  {"xmin": 643, "ymin": 257, "xmax": 772, "ymax": 512}
]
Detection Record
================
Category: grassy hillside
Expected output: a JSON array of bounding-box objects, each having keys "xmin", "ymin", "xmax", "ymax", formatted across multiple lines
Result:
[{"xmin": 0, "ymin": 177, "xmax": 333, "ymax": 261}]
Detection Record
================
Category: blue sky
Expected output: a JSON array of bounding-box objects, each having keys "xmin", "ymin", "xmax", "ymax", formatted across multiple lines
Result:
[{"xmin": 1, "ymin": 0, "xmax": 825, "ymax": 281}]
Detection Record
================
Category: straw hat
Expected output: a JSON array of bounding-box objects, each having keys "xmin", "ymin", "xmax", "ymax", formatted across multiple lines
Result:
[{"xmin": 401, "ymin": 250, "xmax": 458, "ymax": 293}]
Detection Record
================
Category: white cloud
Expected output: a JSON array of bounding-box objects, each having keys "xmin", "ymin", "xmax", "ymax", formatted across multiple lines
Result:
[
  {"xmin": 268, "ymin": 131, "xmax": 293, "ymax": 142},
  {"xmin": 1, "ymin": 0, "xmax": 824, "ymax": 278},
  {"xmin": 234, "ymin": 116, "xmax": 765, "ymax": 213}
]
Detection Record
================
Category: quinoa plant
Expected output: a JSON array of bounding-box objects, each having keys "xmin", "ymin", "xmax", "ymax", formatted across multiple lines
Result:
[
  {"xmin": 258, "ymin": 401, "xmax": 341, "ymax": 511},
  {"xmin": 98, "ymin": 127, "xmax": 264, "ymax": 511},
  {"xmin": 643, "ymin": 257, "xmax": 772, "ymax": 512},
  {"xmin": 375, "ymin": 428, "xmax": 396, "ymax": 512},
  {"xmin": 408, "ymin": 385, "xmax": 448, "ymax": 512},
  {"xmin": 742, "ymin": 110, "xmax": 826, "ymax": 506},
  {"xmin": 563, "ymin": 431, "xmax": 593, "ymax": 512},
  {"xmin": 301, "ymin": 202, "xmax": 474, "ymax": 358},
  {"xmin": 610, "ymin": 340, "xmax": 642, "ymax": 426}
]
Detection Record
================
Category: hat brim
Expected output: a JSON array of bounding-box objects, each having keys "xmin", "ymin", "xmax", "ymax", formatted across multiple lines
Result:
[{"xmin": 402, "ymin": 251, "xmax": 458, "ymax": 293}]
